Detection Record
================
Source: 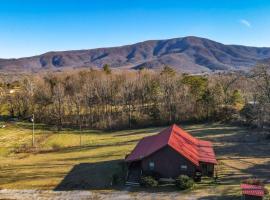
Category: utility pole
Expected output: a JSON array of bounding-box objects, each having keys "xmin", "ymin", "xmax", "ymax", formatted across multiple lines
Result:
[
  {"xmin": 79, "ymin": 122, "xmax": 82, "ymax": 147},
  {"xmin": 78, "ymin": 113, "xmax": 82, "ymax": 147},
  {"xmin": 31, "ymin": 114, "xmax": 35, "ymax": 147}
]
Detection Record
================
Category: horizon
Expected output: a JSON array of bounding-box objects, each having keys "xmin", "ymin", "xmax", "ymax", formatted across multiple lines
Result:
[
  {"xmin": 1, "ymin": 0, "xmax": 270, "ymax": 58},
  {"xmin": 2, "ymin": 35, "xmax": 270, "ymax": 60}
]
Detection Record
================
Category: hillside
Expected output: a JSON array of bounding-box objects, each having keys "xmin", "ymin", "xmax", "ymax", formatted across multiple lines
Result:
[{"xmin": 1, "ymin": 36, "xmax": 270, "ymax": 73}]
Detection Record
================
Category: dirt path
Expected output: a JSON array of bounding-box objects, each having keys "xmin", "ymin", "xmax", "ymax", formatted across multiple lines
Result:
[{"xmin": 0, "ymin": 189, "xmax": 233, "ymax": 200}]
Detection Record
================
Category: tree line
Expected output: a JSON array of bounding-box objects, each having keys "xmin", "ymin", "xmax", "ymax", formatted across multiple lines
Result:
[{"xmin": 0, "ymin": 64, "xmax": 269, "ymax": 130}]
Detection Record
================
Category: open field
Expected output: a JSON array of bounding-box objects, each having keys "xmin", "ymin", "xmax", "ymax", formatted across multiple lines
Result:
[{"xmin": 0, "ymin": 122, "xmax": 269, "ymax": 199}]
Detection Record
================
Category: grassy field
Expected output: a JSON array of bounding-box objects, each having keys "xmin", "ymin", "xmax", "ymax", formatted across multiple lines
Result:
[{"xmin": 0, "ymin": 122, "xmax": 269, "ymax": 199}]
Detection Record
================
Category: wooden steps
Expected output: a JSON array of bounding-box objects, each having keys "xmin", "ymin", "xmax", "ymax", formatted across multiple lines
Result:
[{"xmin": 125, "ymin": 181, "xmax": 140, "ymax": 186}]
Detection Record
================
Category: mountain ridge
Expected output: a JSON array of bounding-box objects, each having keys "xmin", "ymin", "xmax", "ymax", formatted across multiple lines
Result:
[{"xmin": 1, "ymin": 36, "xmax": 270, "ymax": 73}]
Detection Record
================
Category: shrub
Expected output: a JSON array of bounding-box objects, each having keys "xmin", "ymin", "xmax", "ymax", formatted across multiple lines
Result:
[
  {"xmin": 175, "ymin": 175, "xmax": 194, "ymax": 190},
  {"xmin": 140, "ymin": 176, "xmax": 158, "ymax": 187},
  {"xmin": 143, "ymin": 170, "xmax": 161, "ymax": 180},
  {"xmin": 216, "ymin": 105, "xmax": 239, "ymax": 122},
  {"xmin": 240, "ymin": 104, "xmax": 257, "ymax": 125},
  {"xmin": 264, "ymin": 188, "xmax": 269, "ymax": 195},
  {"xmin": 265, "ymin": 195, "xmax": 270, "ymax": 200}
]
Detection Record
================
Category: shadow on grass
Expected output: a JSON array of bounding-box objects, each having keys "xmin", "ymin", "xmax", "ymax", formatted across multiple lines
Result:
[
  {"xmin": 188, "ymin": 126, "xmax": 245, "ymax": 138},
  {"xmin": 114, "ymin": 128, "xmax": 162, "ymax": 137},
  {"xmin": 15, "ymin": 122, "xmax": 106, "ymax": 135},
  {"xmin": 53, "ymin": 160, "xmax": 182, "ymax": 192},
  {"xmin": 243, "ymin": 160, "xmax": 270, "ymax": 182},
  {"xmin": 17, "ymin": 122, "xmax": 162, "ymax": 136},
  {"xmin": 15, "ymin": 122, "xmax": 57, "ymax": 132},
  {"xmin": 38, "ymin": 138, "xmax": 139, "ymax": 154},
  {"xmin": 215, "ymin": 142, "xmax": 270, "ymax": 157},
  {"xmin": 54, "ymin": 160, "xmax": 125, "ymax": 191}
]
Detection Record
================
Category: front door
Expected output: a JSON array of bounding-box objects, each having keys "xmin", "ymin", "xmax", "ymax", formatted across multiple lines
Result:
[{"xmin": 127, "ymin": 161, "xmax": 142, "ymax": 183}]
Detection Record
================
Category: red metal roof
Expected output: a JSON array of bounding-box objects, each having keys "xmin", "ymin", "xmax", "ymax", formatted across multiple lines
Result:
[
  {"xmin": 241, "ymin": 184, "xmax": 265, "ymax": 197},
  {"xmin": 125, "ymin": 124, "xmax": 217, "ymax": 166}
]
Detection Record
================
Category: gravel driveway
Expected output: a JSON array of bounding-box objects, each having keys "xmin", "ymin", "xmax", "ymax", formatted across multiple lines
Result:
[{"xmin": 0, "ymin": 189, "xmax": 214, "ymax": 200}]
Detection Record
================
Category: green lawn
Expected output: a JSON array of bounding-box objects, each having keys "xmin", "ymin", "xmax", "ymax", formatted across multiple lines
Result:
[
  {"xmin": 0, "ymin": 122, "xmax": 269, "ymax": 198},
  {"xmin": 0, "ymin": 122, "xmax": 162, "ymax": 189},
  {"xmin": 0, "ymin": 122, "xmax": 52, "ymax": 156}
]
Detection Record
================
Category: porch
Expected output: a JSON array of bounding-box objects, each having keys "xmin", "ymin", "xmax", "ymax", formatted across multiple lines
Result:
[{"xmin": 126, "ymin": 161, "xmax": 142, "ymax": 186}]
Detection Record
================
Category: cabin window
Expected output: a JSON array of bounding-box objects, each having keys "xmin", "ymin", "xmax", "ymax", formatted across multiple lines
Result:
[
  {"xmin": 181, "ymin": 165, "xmax": 188, "ymax": 170},
  {"xmin": 149, "ymin": 161, "xmax": 155, "ymax": 170}
]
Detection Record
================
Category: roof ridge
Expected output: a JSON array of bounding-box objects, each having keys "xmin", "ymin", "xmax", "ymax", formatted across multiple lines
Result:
[
  {"xmin": 167, "ymin": 124, "xmax": 176, "ymax": 145},
  {"xmin": 168, "ymin": 124, "xmax": 200, "ymax": 166},
  {"xmin": 126, "ymin": 124, "xmax": 217, "ymax": 165}
]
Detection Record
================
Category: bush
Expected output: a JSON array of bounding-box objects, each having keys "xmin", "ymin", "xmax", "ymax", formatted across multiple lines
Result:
[
  {"xmin": 175, "ymin": 175, "xmax": 194, "ymax": 190},
  {"xmin": 143, "ymin": 170, "xmax": 161, "ymax": 180},
  {"xmin": 216, "ymin": 106, "xmax": 239, "ymax": 122},
  {"xmin": 265, "ymin": 188, "xmax": 269, "ymax": 195},
  {"xmin": 140, "ymin": 176, "xmax": 158, "ymax": 187},
  {"xmin": 265, "ymin": 195, "xmax": 270, "ymax": 200},
  {"xmin": 240, "ymin": 104, "xmax": 257, "ymax": 125}
]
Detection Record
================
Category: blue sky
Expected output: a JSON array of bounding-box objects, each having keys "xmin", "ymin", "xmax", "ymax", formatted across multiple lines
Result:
[{"xmin": 1, "ymin": 0, "xmax": 270, "ymax": 58}]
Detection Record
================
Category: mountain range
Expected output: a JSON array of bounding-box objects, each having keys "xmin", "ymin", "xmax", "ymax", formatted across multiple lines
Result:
[{"xmin": 1, "ymin": 36, "xmax": 270, "ymax": 73}]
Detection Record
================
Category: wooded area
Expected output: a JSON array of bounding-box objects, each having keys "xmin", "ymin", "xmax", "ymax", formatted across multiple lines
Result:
[{"xmin": 0, "ymin": 65, "xmax": 269, "ymax": 130}]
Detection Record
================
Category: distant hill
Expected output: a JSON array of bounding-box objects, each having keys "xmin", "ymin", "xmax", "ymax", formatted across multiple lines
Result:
[{"xmin": 1, "ymin": 36, "xmax": 270, "ymax": 73}]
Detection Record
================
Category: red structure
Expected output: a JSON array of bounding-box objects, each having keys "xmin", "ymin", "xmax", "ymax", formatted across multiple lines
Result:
[
  {"xmin": 241, "ymin": 184, "xmax": 265, "ymax": 200},
  {"xmin": 125, "ymin": 124, "xmax": 217, "ymax": 184}
]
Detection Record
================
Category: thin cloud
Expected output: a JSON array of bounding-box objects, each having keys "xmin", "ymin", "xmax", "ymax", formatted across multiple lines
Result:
[{"xmin": 240, "ymin": 19, "xmax": 251, "ymax": 28}]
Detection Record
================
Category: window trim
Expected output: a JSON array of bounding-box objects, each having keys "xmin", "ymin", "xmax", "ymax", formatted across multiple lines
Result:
[
  {"xmin": 149, "ymin": 161, "xmax": 155, "ymax": 170},
  {"xmin": 180, "ymin": 165, "xmax": 188, "ymax": 170}
]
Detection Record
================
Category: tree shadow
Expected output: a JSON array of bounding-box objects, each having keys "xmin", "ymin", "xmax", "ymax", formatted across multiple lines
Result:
[
  {"xmin": 114, "ymin": 128, "xmax": 161, "ymax": 137},
  {"xmin": 16, "ymin": 122, "xmax": 59, "ymax": 132},
  {"xmin": 215, "ymin": 142, "xmax": 270, "ymax": 158},
  {"xmin": 38, "ymin": 138, "xmax": 139, "ymax": 154},
  {"xmin": 188, "ymin": 126, "xmax": 243, "ymax": 138},
  {"xmin": 54, "ymin": 159, "xmax": 125, "ymax": 191},
  {"xmin": 243, "ymin": 160, "xmax": 270, "ymax": 182}
]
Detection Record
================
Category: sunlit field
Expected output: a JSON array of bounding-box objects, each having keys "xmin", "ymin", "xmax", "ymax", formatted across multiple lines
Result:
[{"xmin": 0, "ymin": 122, "xmax": 269, "ymax": 199}]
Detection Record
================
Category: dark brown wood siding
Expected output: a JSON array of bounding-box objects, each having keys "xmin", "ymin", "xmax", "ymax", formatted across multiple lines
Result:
[{"xmin": 141, "ymin": 145, "xmax": 197, "ymax": 178}]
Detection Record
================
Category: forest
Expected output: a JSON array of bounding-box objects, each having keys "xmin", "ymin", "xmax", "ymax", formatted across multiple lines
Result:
[{"xmin": 0, "ymin": 64, "xmax": 269, "ymax": 130}]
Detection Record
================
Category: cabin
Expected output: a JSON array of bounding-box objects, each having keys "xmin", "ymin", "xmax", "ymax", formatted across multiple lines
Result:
[
  {"xmin": 241, "ymin": 184, "xmax": 265, "ymax": 200},
  {"xmin": 125, "ymin": 124, "xmax": 217, "ymax": 184}
]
